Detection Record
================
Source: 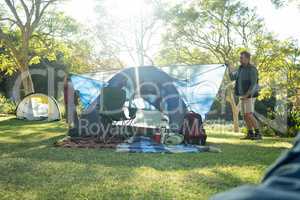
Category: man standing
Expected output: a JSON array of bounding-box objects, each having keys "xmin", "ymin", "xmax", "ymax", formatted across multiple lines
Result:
[{"xmin": 227, "ymin": 51, "xmax": 262, "ymax": 140}]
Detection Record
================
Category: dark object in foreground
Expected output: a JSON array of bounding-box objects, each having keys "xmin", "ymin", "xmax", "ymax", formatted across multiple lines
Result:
[{"xmin": 211, "ymin": 132, "xmax": 300, "ymax": 200}]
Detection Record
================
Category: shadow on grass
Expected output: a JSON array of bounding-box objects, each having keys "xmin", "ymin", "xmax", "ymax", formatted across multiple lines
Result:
[
  {"xmin": 0, "ymin": 117, "xmax": 67, "ymax": 140},
  {"xmin": 0, "ymin": 117, "xmax": 58, "ymax": 125},
  {"xmin": 208, "ymin": 132, "xmax": 294, "ymax": 144}
]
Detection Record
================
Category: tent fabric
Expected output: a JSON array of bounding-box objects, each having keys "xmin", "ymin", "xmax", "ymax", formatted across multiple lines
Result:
[
  {"xmin": 161, "ymin": 64, "xmax": 226, "ymax": 118},
  {"xmin": 69, "ymin": 65, "xmax": 226, "ymax": 132},
  {"xmin": 82, "ymin": 65, "xmax": 226, "ymax": 117},
  {"xmin": 211, "ymin": 133, "xmax": 300, "ymax": 200},
  {"xmin": 70, "ymin": 74, "xmax": 107, "ymax": 109},
  {"xmin": 107, "ymin": 66, "xmax": 188, "ymax": 130},
  {"xmin": 16, "ymin": 93, "xmax": 61, "ymax": 121}
]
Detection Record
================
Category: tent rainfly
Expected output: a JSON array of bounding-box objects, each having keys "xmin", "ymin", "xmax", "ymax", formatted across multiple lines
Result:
[{"xmin": 16, "ymin": 93, "xmax": 61, "ymax": 121}]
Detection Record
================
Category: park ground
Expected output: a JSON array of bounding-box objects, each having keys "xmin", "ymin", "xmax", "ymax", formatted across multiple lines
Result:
[{"xmin": 0, "ymin": 116, "xmax": 294, "ymax": 200}]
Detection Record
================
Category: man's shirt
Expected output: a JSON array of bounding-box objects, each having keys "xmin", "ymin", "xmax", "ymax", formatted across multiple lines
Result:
[{"xmin": 229, "ymin": 64, "xmax": 258, "ymax": 97}]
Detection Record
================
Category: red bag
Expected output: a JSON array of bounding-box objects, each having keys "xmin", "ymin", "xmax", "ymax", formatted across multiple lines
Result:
[{"xmin": 181, "ymin": 111, "xmax": 207, "ymax": 145}]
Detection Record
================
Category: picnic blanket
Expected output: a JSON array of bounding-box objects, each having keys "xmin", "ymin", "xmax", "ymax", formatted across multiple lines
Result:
[{"xmin": 116, "ymin": 136, "xmax": 221, "ymax": 153}]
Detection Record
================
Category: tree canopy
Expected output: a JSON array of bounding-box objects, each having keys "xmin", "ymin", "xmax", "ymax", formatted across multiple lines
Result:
[{"xmin": 0, "ymin": 0, "xmax": 299, "ymax": 132}]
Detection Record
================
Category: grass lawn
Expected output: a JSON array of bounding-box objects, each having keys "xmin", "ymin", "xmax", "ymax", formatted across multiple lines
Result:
[{"xmin": 0, "ymin": 116, "xmax": 293, "ymax": 200}]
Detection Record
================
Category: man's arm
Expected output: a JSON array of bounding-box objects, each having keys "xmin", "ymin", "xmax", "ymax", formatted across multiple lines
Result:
[{"xmin": 226, "ymin": 63, "xmax": 238, "ymax": 81}]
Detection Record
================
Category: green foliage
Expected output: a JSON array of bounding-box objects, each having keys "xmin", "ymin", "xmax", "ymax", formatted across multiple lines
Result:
[
  {"xmin": 0, "ymin": 23, "xmax": 95, "ymax": 75},
  {"xmin": 158, "ymin": 0, "xmax": 300, "ymax": 135},
  {"xmin": 0, "ymin": 50, "xmax": 15, "ymax": 75},
  {"xmin": 253, "ymin": 34, "xmax": 300, "ymax": 101},
  {"xmin": 0, "ymin": 29, "xmax": 21, "ymax": 74},
  {"xmin": 287, "ymin": 110, "xmax": 300, "ymax": 137},
  {"xmin": 159, "ymin": 0, "xmax": 263, "ymax": 64},
  {"xmin": 63, "ymin": 39, "xmax": 95, "ymax": 73},
  {"xmin": 0, "ymin": 2, "xmax": 86, "ymax": 84},
  {"xmin": 156, "ymin": 47, "xmax": 216, "ymax": 65},
  {"xmin": 252, "ymin": 35, "xmax": 300, "ymax": 133},
  {"xmin": 261, "ymin": 125, "xmax": 277, "ymax": 137},
  {"xmin": 241, "ymin": 124, "xmax": 277, "ymax": 137},
  {"xmin": 0, "ymin": 94, "xmax": 16, "ymax": 114}
]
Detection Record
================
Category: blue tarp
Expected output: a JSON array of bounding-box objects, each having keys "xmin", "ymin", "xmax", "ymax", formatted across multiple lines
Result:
[
  {"xmin": 70, "ymin": 65, "xmax": 226, "ymax": 130},
  {"xmin": 116, "ymin": 136, "xmax": 211, "ymax": 153},
  {"xmin": 162, "ymin": 64, "xmax": 226, "ymax": 118},
  {"xmin": 70, "ymin": 75, "xmax": 107, "ymax": 109}
]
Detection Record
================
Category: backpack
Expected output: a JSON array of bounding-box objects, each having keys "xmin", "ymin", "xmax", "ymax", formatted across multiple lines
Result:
[{"xmin": 181, "ymin": 111, "xmax": 207, "ymax": 145}]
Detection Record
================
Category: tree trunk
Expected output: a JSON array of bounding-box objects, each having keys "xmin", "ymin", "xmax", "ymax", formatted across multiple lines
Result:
[
  {"xmin": 20, "ymin": 67, "xmax": 34, "ymax": 95},
  {"xmin": 227, "ymin": 88, "xmax": 240, "ymax": 132},
  {"xmin": 19, "ymin": 31, "xmax": 34, "ymax": 95},
  {"xmin": 231, "ymin": 103, "xmax": 240, "ymax": 132}
]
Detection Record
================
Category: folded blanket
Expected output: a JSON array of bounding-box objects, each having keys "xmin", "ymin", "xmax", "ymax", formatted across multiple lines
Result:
[{"xmin": 116, "ymin": 136, "xmax": 221, "ymax": 153}]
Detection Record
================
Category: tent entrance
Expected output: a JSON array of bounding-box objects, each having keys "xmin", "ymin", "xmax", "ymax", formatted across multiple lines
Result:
[{"xmin": 16, "ymin": 93, "xmax": 61, "ymax": 121}]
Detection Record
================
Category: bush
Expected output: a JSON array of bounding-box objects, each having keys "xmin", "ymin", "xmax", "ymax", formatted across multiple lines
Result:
[
  {"xmin": 240, "ymin": 127, "xmax": 247, "ymax": 135},
  {"xmin": 0, "ymin": 94, "xmax": 16, "ymax": 114},
  {"xmin": 258, "ymin": 110, "xmax": 300, "ymax": 138},
  {"xmin": 260, "ymin": 125, "xmax": 277, "ymax": 137},
  {"xmin": 241, "ymin": 125, "xmax": 277, "ymax": 137},
  {"xmin": 287, "ymin": 110, "xmax": 300, "ymax": 137}
]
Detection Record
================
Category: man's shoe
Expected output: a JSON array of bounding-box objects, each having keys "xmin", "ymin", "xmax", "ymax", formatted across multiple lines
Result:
[
  {"xmin": 253, "ymin": 133, "xmax": 263, "ymax": 140},
  {"xmin": 241, "ymin": 130, "xmax": 254, "ymax": 140},
  {"xmin": 252, "ymin": 129, "xmax": 262, "ymax": 140}
]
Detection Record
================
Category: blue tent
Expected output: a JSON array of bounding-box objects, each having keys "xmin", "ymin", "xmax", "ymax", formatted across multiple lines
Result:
[{"xmin": 70, "ymin": 64, "xmax": 226, "ymax": 133}]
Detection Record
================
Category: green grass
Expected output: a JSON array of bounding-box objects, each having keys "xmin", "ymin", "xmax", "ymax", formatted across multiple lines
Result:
[{"xmin": 0, "ymin": 116, "xmax": 293, "ymax": 200}]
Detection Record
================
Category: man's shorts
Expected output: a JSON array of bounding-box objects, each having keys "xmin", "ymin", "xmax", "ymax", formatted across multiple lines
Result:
[{"xmin": 240, "ymin": 98, "xmax": 256, "ymax": 114}]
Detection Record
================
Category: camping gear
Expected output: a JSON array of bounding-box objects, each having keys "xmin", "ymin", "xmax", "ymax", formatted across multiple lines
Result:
[
  {"xmin": 16, "ymin": 93, "xmax": 61, "ymax": 121},
  {"xmin": 153, "ymin": 132, "xmax": 161, "ymax": 143},
  {"xmin": 160, "ymin": 115, "xmax": 169, "ymax": 143},
  {"xmin": 117, "ymin": 136, "xmax": 220, "ymax": 153},
  {"xmin": 98, "ymin": 87, "xmax": 137, "ymax": 137},
  {"xmin": 99, "ymin": 87, "xmax": 126, "ymax": 121},
  {"xmin": 182, "ymin": 111, "xmax": 207, "ymax": 145},
  {"xmin": 68, "ymin": 65, "xmax": 226, "ymax": 136},
  {"xmin": 117, "ymin": 110, "xmax": 170, "ymax": 130},
  {"xmin": 163, "ymin": 133, "xmax": 184, "ymax": 145}
]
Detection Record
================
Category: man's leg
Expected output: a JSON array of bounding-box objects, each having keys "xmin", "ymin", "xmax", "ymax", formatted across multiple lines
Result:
[
  {"xmin": 241, "ymin": 98, "xmax": 254, "ymax": 139},
  {"xmin": 247, "ymin": 98, "xmax": 262, "ymax": 139},
  {"xmin": 244, "ymin": 113, "xmax": 253, "ymax": 130},
  {"xmin": 248, "ymin": 113, "xmax": 258, "ymax": 129},
  {"xmin": 244, "ymin": 113, "xmax": 252, "ymax": 130},
  {"xmin": 243, "ymin": 113, "xmax": 254, "ymax": 139},
  {"xmin": 249, "ymin": 114, "xmax": 262, "ymax": 139}
]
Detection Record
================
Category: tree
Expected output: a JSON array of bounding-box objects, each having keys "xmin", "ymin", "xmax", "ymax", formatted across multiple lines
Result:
[
  {"xmin": 0, "ymin": 0, "xmax": 61, "ymax": 94},
  {"xmin": 253, "ymin": 34, "xmax": 300, "ymax": 106},
  {"xmin": 159, "ymin": 0, "xmax": 264, "ymax": 132},
  {"xmin": 156, "ymin": 47, "xmax": 217, "ymax": 65},
  {"xmin": 95, "ymin": 0, "xmax": 163, "ymax": 66},
  {"xmin": 250, "ymin": 34, "xmax": 300, "ymax": 134}
]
